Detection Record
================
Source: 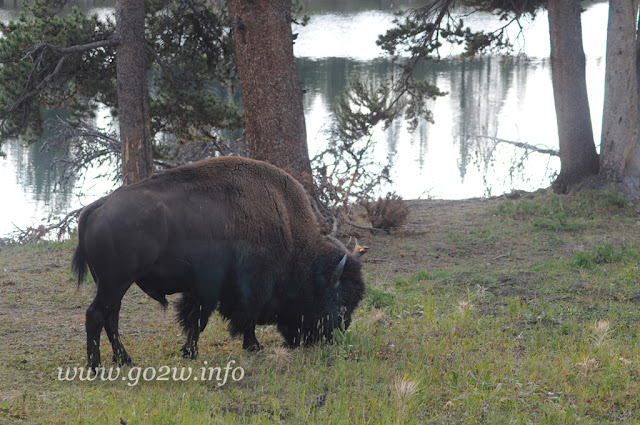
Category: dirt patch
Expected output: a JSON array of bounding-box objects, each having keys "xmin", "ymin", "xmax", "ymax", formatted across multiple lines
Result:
[
  {"xmin": 0, "ymin": 390, "xmax": 20, "ymax": 402},
  {"xmin": 491, "ymin": 272, "xmax": 541, "ymax": 298}
]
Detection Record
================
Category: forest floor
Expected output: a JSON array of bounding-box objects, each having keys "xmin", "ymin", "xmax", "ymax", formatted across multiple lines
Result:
[{"xmin": 2, "ymin": 189, "xmax": 640, "ymax": 424}]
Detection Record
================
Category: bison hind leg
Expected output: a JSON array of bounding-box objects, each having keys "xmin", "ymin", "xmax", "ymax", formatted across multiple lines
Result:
[
  {"xmin": 176, "ymin": 293, "xmax": 201, "ymax": 359},
  {"xmin": 86, "ymin": 283, "xmax": 132, "ymax": 370},
  {"xmin": 104, "ymin": 301, "xmax": 134, "ymax": 366}
]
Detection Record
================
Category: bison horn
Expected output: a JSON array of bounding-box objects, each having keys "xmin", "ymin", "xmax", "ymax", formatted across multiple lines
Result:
[{"xmin": 330, "ymin": 254, "xmax": 348, "ymax": 288}]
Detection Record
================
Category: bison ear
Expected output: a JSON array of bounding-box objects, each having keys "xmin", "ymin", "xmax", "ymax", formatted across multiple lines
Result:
[{"xmin": 330, "ymin": 254, "xmax": 348, "ymax": 288}]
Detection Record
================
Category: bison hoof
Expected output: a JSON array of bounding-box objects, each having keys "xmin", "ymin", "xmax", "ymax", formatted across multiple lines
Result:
[
  {"xmin": 113, "ymin": 355, "xmax": 135, "ymax": 367},
  {"xmin": 243, "ymin": 342, "xmax": 263, "ymax": 352},
  {"xmin": 282, "ymin": 341, "xmax": 300, "ymax": 349},
  {"xmin": 181, "ymin": 345, "xmax": 198, "ymax": 360},
  {"xmin": 86, "ymin": 354, "xmax": 102, "ymax": 372},
  {"xmin": 86, "ymin": 363, "xmax": 103, "ymax": 374}
]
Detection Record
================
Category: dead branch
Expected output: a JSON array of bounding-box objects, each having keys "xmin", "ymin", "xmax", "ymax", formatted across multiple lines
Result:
[
  {"xmin": 153, "ymin": 159, "xmax": 176, "ymax": 170},
  {"xmin": 324, "ymin": 234, "xmax": 349, "ymax": 254},
  {"xmin": 23, "ymin": 39, "xmax": 119, "ymax": 57},
  {"xmin": 345, "ymin": 220, "xmax": 388, "ymax": 235},
  {"xmin": 41, "ymin": 117, "xmax": 121, "ymax": 188},
  {"xmin": 467, "ymin": 134, "xmax": 559, "ymax": 156},
  {"xmin": 42, "ymin": 115, "xmax": 236, "ymax": 189},
  {"xmin": 9, "ymin": 207, "xmax": 83, "ymax": 243}
]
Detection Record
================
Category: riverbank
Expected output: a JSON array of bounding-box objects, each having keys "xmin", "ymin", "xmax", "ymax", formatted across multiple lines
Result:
[{"xmin": 1, "ymin": 190, "xmax": 640, "ymax": 423}]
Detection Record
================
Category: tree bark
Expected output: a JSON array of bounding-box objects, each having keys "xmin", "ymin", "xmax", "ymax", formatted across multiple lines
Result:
[
  {"xmin": 116, "ymin": 0, "xmax": 153, "ymax": 185},
  {"xmin": 229, "ymin": 0, "xmax": 313, "ymax": 186},
  {"xmin": 601, "ymin": 0, "xmax": 640, "ymax": 190},
  {"xmin": 547, "ymin": 0, "xmax": 600, "ymax": 193}
]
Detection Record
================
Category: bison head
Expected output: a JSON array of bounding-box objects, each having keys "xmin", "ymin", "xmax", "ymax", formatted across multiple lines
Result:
[{"xmin": 278, "ymin": 249, "xmax": 365, "ymax": 347}]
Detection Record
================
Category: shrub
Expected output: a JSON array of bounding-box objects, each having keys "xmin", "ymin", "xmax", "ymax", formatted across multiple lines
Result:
[{"xmin": 361, "ymin": 192, "xmax": 409, "ymax": 232}]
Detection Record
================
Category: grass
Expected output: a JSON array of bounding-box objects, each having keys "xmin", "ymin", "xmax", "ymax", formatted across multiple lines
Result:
[{"xmin": 2, "ymin": 190, "xmax": 640, "ymax": 423}]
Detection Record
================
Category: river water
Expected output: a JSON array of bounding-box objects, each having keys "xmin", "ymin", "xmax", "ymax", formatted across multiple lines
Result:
[{"xmin": 0, "ymin": 1, "xmax": 609, "ymax": 237}]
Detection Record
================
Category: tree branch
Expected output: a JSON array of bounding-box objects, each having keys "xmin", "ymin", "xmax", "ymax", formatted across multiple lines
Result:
[
  {"xmin": 22, "ymin": 38, "xmax": 120, "ymax": 58},
  {"xmin": 346, "ymin": 220, "xmax": 388, "ymax": 235},
  {"xmin": 467, "ymin": 134, "xmax": 559, "ymax": 156},
  {"xmin": 145, "ymin": 44, "xmax": 180, "ymax": 89},
  {"xmin": 40, "ymin": 116, "xmax": 122, "ymax": 188},
  {"xmin": 387, "ymin": 2, "xmax": 454, "ymax": 113},
  {"xmin": 8, "ymin": 207, "xmax": 84, "ymax": 243},
  {"xmin": 3, "ymin": 37, "xmax": 120, "ymax": 125},
  {"xmin": 7, "ymin": 53, "xmax": 71, "ymax": 114}
]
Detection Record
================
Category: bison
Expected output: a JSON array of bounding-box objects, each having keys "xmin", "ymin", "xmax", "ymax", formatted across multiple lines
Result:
[{"xmin": 72, "ymin": 156, "xmax": 365, "ymax": 369}]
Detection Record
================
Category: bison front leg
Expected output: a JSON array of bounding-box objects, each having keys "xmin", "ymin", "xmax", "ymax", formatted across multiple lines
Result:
[
  {"xmin": 277, "ymin": 321, "xmax": 303, "ymax": 349},
  {"xmin": 242, "ymin": 327, "xmax": 262, "ymax": 352},
  {"xmin": 177, "ymin": 293, "xmax": 201, "ymax": 359}
]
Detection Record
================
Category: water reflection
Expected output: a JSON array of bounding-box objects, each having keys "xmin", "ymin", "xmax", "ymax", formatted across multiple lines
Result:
[
  {"xmin": 0, "ymin": 2, "xmax": 609, "ymax": 236},
  {"xmin": 452, "ymin": 57, "xmax": 517, "ymax": 181},
  {"xmin": 1, "ymin": 137, "xmax": 74, "ymax": 231},
  {"xmin": 299, "ymin": 54, "xmax": 567, "ymax": 198}
]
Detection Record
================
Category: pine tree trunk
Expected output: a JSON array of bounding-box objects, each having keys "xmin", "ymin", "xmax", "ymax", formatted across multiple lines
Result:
[
  {"xmin": 116, "ymin": 0, "xmax": 153, "ymax": 185},
  {"xmin": 547, "ymin": 0, "xmax": 599, "ymax": 193},
  {"xmin": 229, "ymin": 0, "xmax": 313, "ymax": 186},
  {"xmin": 601, "ymin": 0, "xmax": 640, "ymax": 191}
]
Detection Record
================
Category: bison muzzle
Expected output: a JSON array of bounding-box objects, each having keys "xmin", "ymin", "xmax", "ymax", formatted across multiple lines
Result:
[{"xmin": 72, "ymin": 157, "xmax": 365, "ymax": 369}]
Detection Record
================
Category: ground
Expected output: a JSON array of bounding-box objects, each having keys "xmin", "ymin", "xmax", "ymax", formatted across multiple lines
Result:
[{"xmin": 1, "ymin": 190, "xmax": 640, "ymax": 424}]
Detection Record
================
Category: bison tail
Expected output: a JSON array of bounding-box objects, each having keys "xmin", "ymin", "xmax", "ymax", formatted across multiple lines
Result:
[
  {"xmin": 71, "ymin": 244, "xmax": 88, "ymax": 287},
  {"xmin": 71, "ymin": 201, "xmax": 102, "ymax": 287}
]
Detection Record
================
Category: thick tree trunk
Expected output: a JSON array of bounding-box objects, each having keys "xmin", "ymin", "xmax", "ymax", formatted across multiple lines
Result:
[
  {"xmin": 601, "ymin": 0, "xmax": 640, "ymax": 192},
  {"xmin": 116, "ymin": 0, "xmax": 153, "ymax": 185},
  {"xmin": 229, "ymin": 0, "xmax": 313, "ymax": 186},
  {"xmin": 547, "ymin": 0, "xmax": 599, "ymax": 193}
]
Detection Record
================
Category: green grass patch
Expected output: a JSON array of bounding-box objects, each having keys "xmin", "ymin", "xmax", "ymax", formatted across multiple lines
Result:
[
  {"xmin": 410, "ymin": 269, "xmax": 430, "ymax": 282},
  {"xmin": 570, "ymin": 243, "xmax": 637, "ymax": 269},
  {"xmin": 365, "ymin": 287, "xmax": 395, "ymax": 309},
  {"xmin": 495, "ymin": 190, "xmax": 631, "ymax": 232},
  {"xmin": 3, "ymin": 194, "xmax": 640, "ymax": 423},
  {"xmin": 533, "ymin": 212, "xmax": 587, "ymax": 231}
]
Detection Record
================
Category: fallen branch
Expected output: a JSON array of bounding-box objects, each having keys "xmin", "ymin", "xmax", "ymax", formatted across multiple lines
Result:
[
  {"xmin": 346, "ymin": 220, "xmax": 388, "ymax": 235},
  {"xmin": 467, "ymin": 134, "xmax": 559, "ymax": 156},
  {"xmin": 490, "ymin": 253, "xmax": 509, "ymax": 261},
  {"xmin": 9, "ymin": 207, "xmax": 83, "ymax": 243}
]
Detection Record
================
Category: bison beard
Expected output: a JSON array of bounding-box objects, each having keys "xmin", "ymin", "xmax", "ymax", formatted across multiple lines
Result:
[{"xmin": 71, "ymin": 156, "xmax": 365, "ymax": 369}]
